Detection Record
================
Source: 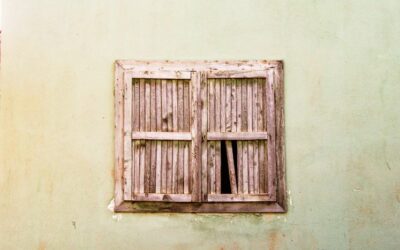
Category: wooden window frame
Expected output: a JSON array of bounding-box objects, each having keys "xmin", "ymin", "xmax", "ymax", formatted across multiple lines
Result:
[{"xmin": 114, "ymin": 60, "xmax": 286, "ymax": 213}]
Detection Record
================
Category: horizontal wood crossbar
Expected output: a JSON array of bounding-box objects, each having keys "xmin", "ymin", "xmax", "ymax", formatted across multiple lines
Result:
[
  {"xmin": 128, "ymin": 71, "xmax": 191, "ymax": 79},
  {"xmin": 207, "ymin": 194, "xmax": 274, "ymax": 202},
  {"xmin": 206, "ymin": 132, "xmax": 269, "ymax": 141},
  {"xmin": 132, "ymin": 194, "xmax": 191, "ymax": 202},
  {"xmin": 131, "ymin": 132, "xmax": 192, "ymax": 141},
  {"xmin": 207, "ymin": 70, "xmax": 266, "ymax": 78}
]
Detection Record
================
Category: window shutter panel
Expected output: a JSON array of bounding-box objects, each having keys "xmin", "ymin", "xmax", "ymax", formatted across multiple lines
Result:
[
  {"xmin": 203, "ymin": 70, "xmax": 276, "ymax": 202},
  {"xmin": 123, "ymin": 71, "xmax": 195, "ymax": 202}
]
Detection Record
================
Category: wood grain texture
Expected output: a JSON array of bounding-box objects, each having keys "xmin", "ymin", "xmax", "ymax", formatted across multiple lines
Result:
[
  {"xmin": 207, "ymin": 132, "xmax": 268, "ymax": 140},
  {"xmin": 252, "ymin": 79, "xmax": 259, "ymax": 194},
  {"xmin": 150, "ymin": 79, "xmax": 157, "ymax": 193},
  {"xmin": 267, "ymin": 69, "xmax": 277, "ymax": 200},
  {"xmin": 183, "ymin": 80, "xmax": 190, "ymax": 194},
  {"xmin": 177, "ymin": 80, "xmax": 184, "ymax": 194},
  {"xmin": 201, "ymin": 76, "xmax": 209, "ymax": 200},
  {"xmin": 242, "ymin": 80, "xmax": 249, "ymax": 194},
  {"xmin": 236, "ymin": 79, "xmax": 243, "ymax": 194},
  {"xmin": 207, "ymin": 79, "xmax": 215, "ymax": 195},
  {"xmin": 225, "ymin": 141, "xmax": 238, "ymax": 194},
  {"xmin": 114, "ymin": 63, "xmax": 124, "ymax": 206},
  {"xmin": 161, "ymin": 80, "xmax": 168, "ymax": 194},
  {"xmin": 190, "ymin": 72, "xmax": 202, "ymax": 202},
  {"xmin": 155, "ymin": 79, "xmax": 162, "ymax": 193},
  {"xmin": 172, "ymin": 80, "xmax": 179, "ymax": 193},
  {"xmin": 274, "ymin": 62, "xmax": 286, "ymax": 211},
  {"xmin": 123, "ymin": 73, "xmax": 132, "ymax": 200},
  {"xmin": 139, "ymin": 79, "xmax": 146, "ymax": 194},
  {"xmin": 131, "ymin": 132, "xmax": 192, "ymax": 140},
  {"xmin": 133, "ymin": 79, "xmax": 141, "ymax": 194},
  {"xmin": 115, "ymin": 201, "xmax": 285, "ymax": 213},
  {"xmin": 144, "ymin": 79, "xmax": 151, "ymax": 194}
]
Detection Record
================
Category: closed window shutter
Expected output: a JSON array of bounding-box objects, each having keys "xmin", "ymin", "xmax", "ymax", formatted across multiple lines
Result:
[
  {"xmin": 122, "ymin": 71, "xmax": 196, "ymax": 202},
  {"xmin": 201, "ymin": 71, "xmax": 276, "ymax": 202},
  {"xmin": 115, "ymin": 61, "xmax": 285, "ymax": 213}
]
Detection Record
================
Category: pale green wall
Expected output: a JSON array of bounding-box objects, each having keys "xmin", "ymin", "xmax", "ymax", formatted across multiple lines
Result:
[{"xmin": 1, "ymin": 1, "xmax": 400, "ymax": 249}]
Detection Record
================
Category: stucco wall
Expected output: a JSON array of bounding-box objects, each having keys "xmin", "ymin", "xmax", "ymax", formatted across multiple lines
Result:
[{"xmin": 1, "ymin": 1, "xmax": 400, "ymax": 249}]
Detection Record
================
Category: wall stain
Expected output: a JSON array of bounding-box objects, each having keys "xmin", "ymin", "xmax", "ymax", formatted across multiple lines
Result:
[
  {"xmin": 38, "ymin": 241, "xmax": 46, "ymax": 250},
  {"xmin": 267, "ymin": 230, "xmax": 279, "ymax": 250}
]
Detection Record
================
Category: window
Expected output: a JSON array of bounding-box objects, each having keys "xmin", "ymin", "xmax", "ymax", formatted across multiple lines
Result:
[{"xmin": 114, "ymin": 60, "xmax": 286, "ymax": 213}]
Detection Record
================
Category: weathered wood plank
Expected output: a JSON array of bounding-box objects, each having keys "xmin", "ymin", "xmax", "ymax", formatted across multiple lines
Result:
[
  {"xmin": 207, "ymin": 132, "xmax": 269, "ymax": 140},
  {"xmin": 183, "ymin": 80, "xmax": 190, "ymax": 194},
  {"xmin": 144, "ymin": 79, "xmax": 151, "ymax": 194},
  {"xmin": 247, "ymin": 79, "xmax": 254, "ymax": 194},
  {"xmin": 155, "ymin": 80, "xmax": 162, "ymax": 193},
  {"xmin": 129, "ymin": 70, "xmax": 191, "ymax": 79},
  {"xmin": 133, "ymin": 78, "xmax": 141, "ymax": 194},
  {"xmin": 115, "ymin": 200, "xmax": 285, "ymax": 213},
  {"xmin": 208, "ymin": 70, "xmax": 268, "ymax": 78},
  {"xmin": 236, "ymin": 79, "xmax": 243, "ymax": 194},
  {"xmin": 172, "ymin": 80, "xmax": 179, "ymax": 193},
  {"xmin": 242, "ymin": 79, "xmax": 249, "ymax": 194},
  {"xmin": 161, "ymin": 79, "xmax": 168, "ymax": 193},
  {"xmin": 190, "ymin": 72, "xmax": 202, "ymax": 202},
  {"xmin": 207, "ymin": 194, "xmax": 273, "ymax": 202},
  {"xmin": 200, "ymin": 75, "xmax": 209, "ymax": 201},
  {"xmin": 258, "ymin": 78, "xmax": 266, "ymax": 193},
  {"xmin": 132, "ymin": 194, "xmax": 192, "ymax": 202},
  {"xmin": 177, "ymin": 80, "xmax": 185, "ymax": 194},
  {"xmin": 114, "ymin": 63, "xmax": 124, "ymax": 206},
  {"xmin": 252, "ymin": 79, "xmax": 259, "ymax": 194},
  {"xmin": 225, "ymin": 141, "xmax": 238, "ymax": 194},
  {"xmin": 117, "ymin": 60, "xmax": 281, "ymax": 72},
  {"xmin": 166, "ymin": 80, "xmax": 173, "ymax": 193},
  {"xmin": 208, "ymin": 79, "xmax": 215, "ymax": 195},
  {"xmin": 267, "ymin": 69, "xmax": 277, "ymax": 200},
  {"xmin": 150, "ymin": 79, "xmax": 157, "ymax": 193},
  {"xmin": 139, "ymin": 79, "xmax": 146, "ymax": 194},
  {"xmin": 123, "ymin": 73, "xmax": 132, "ymax": 200},
  {"xmin": 275, "ymin": 62, "xmax": 286, "ymax": 210},
  {"xmin": 132, "ymin": 132, "xmax": 192, "ymax": 140}
]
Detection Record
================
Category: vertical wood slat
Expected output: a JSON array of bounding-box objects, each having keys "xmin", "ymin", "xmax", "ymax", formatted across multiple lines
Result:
[
  {"xmin": 225, "ymin": 141, "xmax": 238, "ymax": 194},
  {"xmin": 177, "ymin": 80, "xmax": 184, "ymax": 194},
  {"xmin": 267, "ymin": 70, "xmax": 277, "ymax": 200},
  {"xmin": 191, "ymin": 72, "xmax": 202, "ymax": 202},
  {"xmin": 207, "ymin": 79, "xmax": 215, "ymax": 196},
  {"xmin": 149, "ymin": 79, "xmax": 157, "ymax": 193},
  {"xmin": 247, "ymin": 79, "xmax": 254, "ymax": 194},
  {"xmin": 172, "ymin": 80, "xmax": 179, "ymax": 193},
  {"xmin": 123, "ymin": 73, "xmax": 132, "ymax": 200},
  {"xmin": 144, "ymin": 79, "xmax": 151, "ymax": 194},
  {"xmin": 201, "ymin": 74, "xmax": 209, "ymax": 200},
  {"xmin": 133, "ymin": 79, "xmax": 140, "ymax": 194},
  {"xmin": 167, "ymin": 80, "xmax": 173, "ymax": 193},
  {"xmin": 139, "ymin": 79, "xmax": 146, "ymax": 194},
  {"xmin": 275, "ymin": 63, "xmax": 286, "ymax": 209},
  {"xmin": 183, "ymin": 81, "xmax": 190, "ymax": 194},
  {"xmin": 258, "ymin": 79, "xmax": 266, "ymax": 193},
  {"xmin": 155, "ymin": 79, "xmax": 162, "ymax": 193},
  {"xmin": 253, "ymin": 79, "xmax": 259, "ymax": 194},
  {"xmin": 242, "ymin": 79, "xmax": 249, "ymax": 194},
  {"xmin": 114, "ymin": 64, "xmax": 124, "ymax": 206},
  {"xmin": 236, "ymin": 79, "xmax": 243, "ymax": 194},
  {"xmin": 216, "ymin": 79, "xmax": 225, "ymax": 194},
  {"xmin": 213, "ymin": 79, "xmax": 220, "ymax": 194},
  {"xmin": 161, "ymin": 80, "xmax": 168, "ymax": 193}
]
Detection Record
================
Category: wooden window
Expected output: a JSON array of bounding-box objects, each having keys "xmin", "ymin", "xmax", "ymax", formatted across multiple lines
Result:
[{"xmin": 114, "ymin": 60, "xmax": 285, "ymax": 213}]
